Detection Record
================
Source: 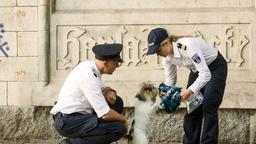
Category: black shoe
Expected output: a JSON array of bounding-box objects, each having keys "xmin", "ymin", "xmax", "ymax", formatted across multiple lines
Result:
[{"xmin": 59, "ymin": 138, "xmax": 70, "ymax": 144}]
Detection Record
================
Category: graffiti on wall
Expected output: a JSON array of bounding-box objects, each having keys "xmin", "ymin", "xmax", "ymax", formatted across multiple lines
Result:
[{"xmin": 0, "ymin": 23, "xmax": 9, "ymax": 58}]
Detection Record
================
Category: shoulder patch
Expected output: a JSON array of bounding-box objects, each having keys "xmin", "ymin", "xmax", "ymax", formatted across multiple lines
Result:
[{"xmin": 191, "ymin": 54, "xmax": 201, "ymax": 63}]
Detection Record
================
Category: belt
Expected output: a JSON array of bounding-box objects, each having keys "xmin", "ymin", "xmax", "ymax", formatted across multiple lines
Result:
[{"xmin": 53, "ymin": 112, "xmax": 82, "ymax": 120}]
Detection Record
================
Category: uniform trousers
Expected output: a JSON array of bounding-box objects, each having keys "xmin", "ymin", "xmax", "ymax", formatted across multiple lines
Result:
[
  {"xmin": 53, "ymin": 96, "xmax": 125, "ymax": 144},
  {"xmin": 183, "ymin": 52, "xmax": 228, "ymax": 144}
]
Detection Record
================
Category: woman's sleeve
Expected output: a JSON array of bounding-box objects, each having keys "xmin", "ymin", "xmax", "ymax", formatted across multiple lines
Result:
[{"xmin": 187, "ymin": 44, "xmax": 211, "ymax": 93}]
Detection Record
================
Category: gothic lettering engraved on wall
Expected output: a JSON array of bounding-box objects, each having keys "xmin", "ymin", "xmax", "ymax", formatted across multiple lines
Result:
[
  {"xmin": 56, "ymin": 25, "xmax": 250, "ymax": 71},
  {"xmin": 57, "ymin": 26, "xmax": 86, "ymax": 70},
  {"xmin": 204, "ymin": 25, "xmax": 250, "ymax": 67}
]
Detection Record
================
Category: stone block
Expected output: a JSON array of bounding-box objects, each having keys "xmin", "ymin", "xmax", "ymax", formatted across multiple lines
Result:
[
  {"xmin": 0, "ymin": 32, "xmax": 17, "ymax": 57},
  {"xmin": 8, "ymin": 82, "xmax": 38, "ymax": 106},
  {"xmin": 0, "ymin": 82, "xmax": 7, "ymax": 106},
  {"xmin": 0, "ymin": 8, "xmax": 17, "ymax": 31},
  {"xmin": 0, "ymin": 7, "xmax": 37, "ymax": 31},
  {"xmin": 17, "ymin": 0, "xmax": 38, "ymax": 6},
  {"xmin": 0, "ymin": 57, "xmax": 38, "ymax": 81},
  {"xmin": 38, "ymin": 0, "xmax": 49, "ymax": 6},
  {"xmin": 220, "ymin": 82, "xmax": 256, "ymax": 108},
  {"xmin": 0, "ymin": 0, "xmax": 16, "ymax": 6},
  {"xmin": 18, "ymin": 32, "xmax": 38, "ymax": 56},
  {"xmin": 16, "ymin": 7, "xmax": 38, "ymax": 31}
]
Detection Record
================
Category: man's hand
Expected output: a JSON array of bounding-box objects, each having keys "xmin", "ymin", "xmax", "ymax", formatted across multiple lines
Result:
[
  {"xmin": 180, "ymin": 88, "xmax": 193, "ymax": 101},
  {"xmin": 102, "ymin": 87, "xmax": 117, "ymax": 104},
  {"xmin": 105, "ymin": 90, "xmax": 116, "ymax": 104}
]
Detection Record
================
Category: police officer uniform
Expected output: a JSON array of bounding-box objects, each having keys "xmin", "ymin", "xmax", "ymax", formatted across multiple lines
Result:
[
  {"xmin": 147, "ymin": 28, "xmax": 228, "ymax": 144},
  {"xmin": 50, "ymin": 44, "xmax": 125, "ymax": 144}
]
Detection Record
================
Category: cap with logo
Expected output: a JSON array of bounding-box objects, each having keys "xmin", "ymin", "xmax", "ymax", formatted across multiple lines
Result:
[{"xmin": 147, "ymin": 28, "xmax": 169, "ymax": 55}]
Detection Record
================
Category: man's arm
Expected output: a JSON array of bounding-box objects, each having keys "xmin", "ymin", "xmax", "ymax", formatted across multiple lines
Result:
[{"xmin": 101, "ymin": 109, "xmax": 126, "ymax": 122}]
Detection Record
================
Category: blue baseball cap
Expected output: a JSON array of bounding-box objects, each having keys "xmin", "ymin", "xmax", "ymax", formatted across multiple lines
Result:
[{"xmin": 147, "ymin": 28, "xmax": 169, "ymax": 55}]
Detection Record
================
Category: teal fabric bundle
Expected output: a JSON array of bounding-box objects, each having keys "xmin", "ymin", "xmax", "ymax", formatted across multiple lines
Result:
[{"xmin": 158, "ymin": 83, "xmax": 182, "ymax": 113}]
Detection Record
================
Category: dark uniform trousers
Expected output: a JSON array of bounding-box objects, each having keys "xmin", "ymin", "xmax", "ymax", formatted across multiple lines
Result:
[
  {"xmin": 183, "ymin": 52, "xmax": 228, "ymax": 144},
  {"xmin": 53, "ymin": 96, "xmax": 125, "ymax": 144}
]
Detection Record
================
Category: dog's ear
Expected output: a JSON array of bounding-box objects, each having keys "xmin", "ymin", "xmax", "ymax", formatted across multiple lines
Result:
[{"xmin": 135, "ymin": 93, "xmax": 146, "ymax": 101}]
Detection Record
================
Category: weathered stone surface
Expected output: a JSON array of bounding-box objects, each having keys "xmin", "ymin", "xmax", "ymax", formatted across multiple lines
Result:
[
  {"xmin": 8, "ymin": 82, "xmax": 39, "ymax": 106},
  {"xmin": 55, "ymin": 0, "xmax": 253, "ymax": 10},
  {"xmin": 16, "ymin": 7, "xmax": 38, "ymax": 31},
  {"xmin": 17, "ymin": 0, "xmax": 38, "ymax": 6},
  {"xmin": 0, "ymin": 32, "xmax": 17, "ymax": 57},
  {"xmin": 18, "ymin": 32, "xmax": 38, "ymax": 56},
  {"xmin": 0, "ymin": 0, "xmax": 16, "ymax": 6},
  {"xmin": 0, "ymin": 107, "xmax": 255, "ymax": 143},
  {"xmin": 0, "ymin": 107, "xmax": 60, "ymax": 141},
  {"xmin": 0, "ymin": 83, "xmax": 7, "ymax": 106},
  {"xmin": 38, "ymin": 0, "xmax": 49, "ymax": 6},
  {"xmin": 219, "ymin": 110, "xmax": 250, "ymax": 144},
  {"xmin": 148, "ymin": 109, "xmax": 185, "ymax": 143},
  {"xmin": 0, "ymin": 57, "xmax": 38, "ymax": 81},
  {"xmin": 0, "ymin": 7, "xmax": 37, "ymax": 31},
  {"xmin": 0, "ymin": 139, "xmax": 59, "ymax": 144},
  {"xmin": 250, "ymin": 112, "xmax": 256, "ymax": 144},
  {"xmin": 38, "ymin": 0, "xmax": 256, "ymax": 109}
]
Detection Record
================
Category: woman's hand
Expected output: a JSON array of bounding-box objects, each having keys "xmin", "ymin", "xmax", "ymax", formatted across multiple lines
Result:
[
  {"xmin": 159, "ymin": 91, "xmax": 166, "ymax": 97},
  {"xmin": 180, "ymin": 88, "xmax": 193, "ymax": 101}
]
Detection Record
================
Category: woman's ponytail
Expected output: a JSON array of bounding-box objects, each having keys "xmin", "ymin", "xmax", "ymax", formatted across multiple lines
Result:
[{"xmin": 169, "ymin": 34, "xmax": 194, "ymax": 42}]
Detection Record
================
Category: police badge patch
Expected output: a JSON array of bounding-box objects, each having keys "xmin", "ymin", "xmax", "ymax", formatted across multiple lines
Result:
[{"xmin": 192, "ymin": 54, "xmax": 201, "ymax": 63}]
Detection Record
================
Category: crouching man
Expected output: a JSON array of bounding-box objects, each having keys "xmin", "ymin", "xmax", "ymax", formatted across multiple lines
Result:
[{"xmin": 50, "ymin": 44, "xmax": 128, "ymax": 144}]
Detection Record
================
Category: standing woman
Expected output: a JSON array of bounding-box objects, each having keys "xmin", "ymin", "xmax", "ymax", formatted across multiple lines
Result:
[{"xmin": 147, "ymin": 28, "xmax": 227, "ymax": 144}]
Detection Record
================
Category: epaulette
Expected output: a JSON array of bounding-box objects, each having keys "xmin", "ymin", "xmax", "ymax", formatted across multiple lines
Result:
[{"xmin": 177, "ymin": 43, "xmax": 187, "ymax": 50}]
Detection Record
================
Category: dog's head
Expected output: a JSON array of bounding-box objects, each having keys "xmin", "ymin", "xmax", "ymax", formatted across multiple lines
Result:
[{"xmin": 136, "ymin": 82, "xmax": 158, "ymax": 103}]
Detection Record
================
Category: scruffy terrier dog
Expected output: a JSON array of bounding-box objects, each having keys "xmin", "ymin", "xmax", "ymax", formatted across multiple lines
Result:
[{"xmin": 128, "ymin": 82, "xmax": 160, "ymax": 144}]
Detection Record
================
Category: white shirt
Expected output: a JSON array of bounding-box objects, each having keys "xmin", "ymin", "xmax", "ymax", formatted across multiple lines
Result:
[
  {"xmin": 50, "ymin": 61, "xmax": 110, "ymax": 118},
  {"xmin": 162, "ymin": 38, "xmax": 218, "ymax": 93}
]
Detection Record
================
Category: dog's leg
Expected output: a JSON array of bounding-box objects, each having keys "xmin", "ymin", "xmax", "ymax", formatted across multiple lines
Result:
[{"xmin": 151, "ymin": 103, "xmax": 162, "ymax": 113}]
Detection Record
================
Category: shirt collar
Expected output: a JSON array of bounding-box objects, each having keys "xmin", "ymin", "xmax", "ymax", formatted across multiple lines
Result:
[
  {"xmin": 92, "ymin": 61, "xmax": 101, "ymax": 78},
  {"xmin": 172, "ymin": 42, "xmax": 181, "ymax": 58}
]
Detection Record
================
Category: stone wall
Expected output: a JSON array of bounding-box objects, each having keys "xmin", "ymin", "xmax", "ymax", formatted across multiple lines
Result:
[
  {"xmin": 0, "ymin": 0, "xmax": 48, "ymax": 106},
  {"xmin": 33, "ymin": 0, "xmax": 256, "ymax": 109},
  {"xmin": 0, "ymin": 107, "xmax": 255, "ymax": 144},
  {"xmin": 0, "ymin": 0, "xmax": 256, "ymax": 143}
]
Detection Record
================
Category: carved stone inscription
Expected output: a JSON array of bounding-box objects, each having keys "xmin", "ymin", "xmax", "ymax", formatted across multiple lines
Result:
[{"xmin": 56, "ymin": 24, "xmax": 250, "ymax": 72}]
